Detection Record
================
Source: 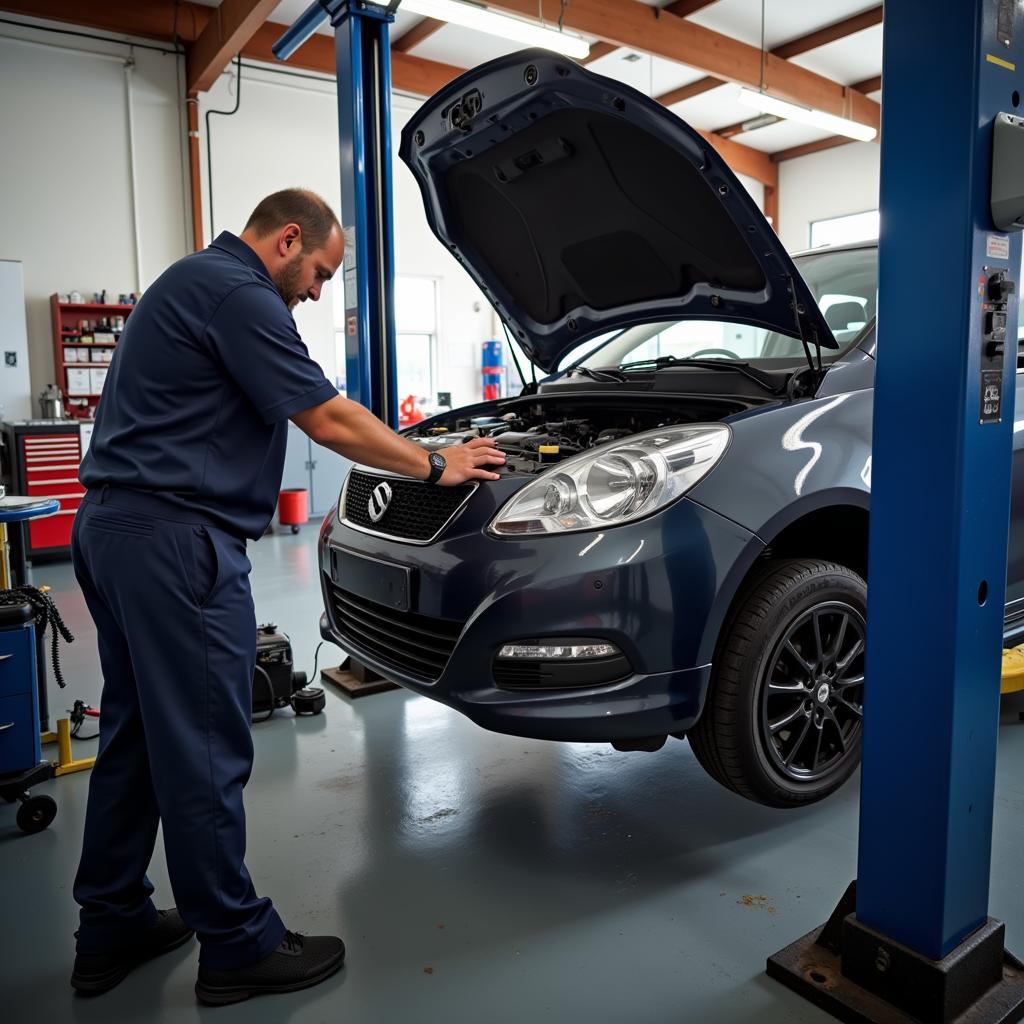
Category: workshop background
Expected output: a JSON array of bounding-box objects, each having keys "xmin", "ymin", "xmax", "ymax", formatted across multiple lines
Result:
[{"xmin": 5, "ymin": 3, "xmax": 1018, "ymax": 1024}]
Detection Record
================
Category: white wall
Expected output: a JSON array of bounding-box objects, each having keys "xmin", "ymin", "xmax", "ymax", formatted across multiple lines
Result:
[
  {"xmin": 778, "ymin": 141, "xmax": 881, "ymax": 253},
  {"xmin": 199, "ymin": 68, "xmax": 492, "ymax": 407},
  {"xmin": 0, "ymin": 262, "xmax": 33, "ymax": 420},
  {"xmin": 391, "ymin": 98, "xmax": 493, "ymax": 406},
  {"xmin": 0, "ymin": 20, "xmax": 190, "ymax": 410},
  {"xmin": 736, "ymin": 173, "xmax": 765, "ymax": 213}
]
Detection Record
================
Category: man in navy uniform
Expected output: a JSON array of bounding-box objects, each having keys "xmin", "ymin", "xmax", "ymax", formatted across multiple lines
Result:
[{"xmin": 69, "ymin": 189, "xmax": 504, "ymax": 1005}]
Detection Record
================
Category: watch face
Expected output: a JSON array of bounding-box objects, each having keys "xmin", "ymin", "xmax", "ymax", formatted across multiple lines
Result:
[{"xmin": 430, "ymin": 453, "xmax": 446, "ymax": 470}]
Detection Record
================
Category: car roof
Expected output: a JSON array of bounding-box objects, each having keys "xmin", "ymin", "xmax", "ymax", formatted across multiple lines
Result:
[{"xmin": 791, "ymin": 240, "xmax": 879, "ymax": 259}]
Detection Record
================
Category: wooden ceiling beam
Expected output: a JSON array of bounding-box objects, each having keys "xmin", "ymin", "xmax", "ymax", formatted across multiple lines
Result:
[
  {"xmin": 0, "ymin": 0, "xmax": 210, "ymax": 41},
  {"xmin": 652, "ymin": 5, "xmax": 882, "ymax": 127},
  {"xmin": 772, "ymin": 5, "xmax": 882, "ymax": 60},
  {"xmin": 1, "ymin": 0, "xmax": 776, "ymax": 186},
  {"xmin": 392, "ymin": 16, "xmax": 444, "ymax": 54},
  {"xmin": 656, "ymin": 76, "xmax": 723, "ymax": 106},
  {"xmin": 696, "ymin": 129, "xmax": 776, "ymax": 187},
  {"xmin": 479, "ymin": 0, "xmax": 878, "ymax": 135},
  {"xmin": 770, "ymin": 135, "xmax": 855, "ymax": 163},
  {"xmin": 241, "ymin": 21, "xmax": 466, "ymax": 96},
  {"xmin": 662, "ymin": 1, "xmax": 720, "ymax": 16},
  {"xmin": 187, "ymin": 0, "xmax": 280, "ymax": 93},
  {"xmin": 852, "ymin": 74, "xmax": 882, "ymax": 94},
  {"xmin": 581, "ymin": 40, "xmax": 617, "ymax": 64}
]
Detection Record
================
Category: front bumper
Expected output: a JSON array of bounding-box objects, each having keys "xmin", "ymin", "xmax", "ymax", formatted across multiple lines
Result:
[{"xmin": 318, "ymin": 483, "xmax": 758, "ymax": 742}]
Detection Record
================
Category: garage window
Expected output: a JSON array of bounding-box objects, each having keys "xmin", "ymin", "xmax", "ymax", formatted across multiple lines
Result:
[
  {"xmin": 395, "ymin": 276, "xmax": 438, "ymax": 406},
  {"xmin": 810, "ymin": 210, "xmax": 879, "ymax": 248}
]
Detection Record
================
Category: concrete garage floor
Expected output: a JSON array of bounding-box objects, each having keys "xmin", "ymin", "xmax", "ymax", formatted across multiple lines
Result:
[{"xmin": 3, "ymin": 529, "xmax": 1024, "ymax": 1023}]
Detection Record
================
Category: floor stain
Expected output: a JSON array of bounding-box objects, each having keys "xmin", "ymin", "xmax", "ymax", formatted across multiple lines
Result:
[
  {"xmin": 316, "ymin": 774, "xmax": 363, "ymax": 793},
  {"xmin": 419, "ymin": 807, "xmax": 458, "ymax": 824},
  {"xmin": 738, "ymin": 894, "xmax": 777, "ymax": 914}
]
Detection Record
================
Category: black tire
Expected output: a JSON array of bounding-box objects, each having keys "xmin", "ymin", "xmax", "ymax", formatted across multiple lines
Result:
[
  {"xmin": 689, "ymin": 559, "xmax": 866, "ymax": 808},
  {"xmin": 17, "ymin": 794, "xmax": 57, "ymax": 834}
]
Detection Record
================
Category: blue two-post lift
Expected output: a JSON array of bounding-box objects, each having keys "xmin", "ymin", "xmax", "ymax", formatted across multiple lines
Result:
[
  {"xmin": 273, "ymin": 0, "xmax": 401, "ymax": 430},
  {"xmin": 771, "ymin": 1, "xmax": 1024, "ymax": 1021},
  {"xmin": 274, "ymin": 1, "xmax": 1024, "ymax": 1020}
]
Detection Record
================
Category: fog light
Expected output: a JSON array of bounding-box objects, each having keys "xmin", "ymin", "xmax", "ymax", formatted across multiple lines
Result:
[
  {"xmin": 497, "ymin": 641, "xmax": 620, "ymax": 659},
  {"xmin": 493, "ymin": 638, "xmax": 631, "ymax": 690}
]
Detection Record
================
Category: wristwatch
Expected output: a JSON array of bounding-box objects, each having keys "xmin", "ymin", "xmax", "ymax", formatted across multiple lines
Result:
[{"xmin": 426, "ymin": 451, "xmax": 447, "ymax": 484}]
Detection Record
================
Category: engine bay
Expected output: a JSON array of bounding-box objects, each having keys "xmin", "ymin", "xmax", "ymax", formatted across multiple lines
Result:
[{"xmin": 407, "ymin": 394, "xmax": 753, "ymax": 474}]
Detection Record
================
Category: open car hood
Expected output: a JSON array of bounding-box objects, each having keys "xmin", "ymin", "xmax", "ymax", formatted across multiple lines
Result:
[{"xmin": 399, "ymin": 49, "xmax": 838, "ymax": 374}]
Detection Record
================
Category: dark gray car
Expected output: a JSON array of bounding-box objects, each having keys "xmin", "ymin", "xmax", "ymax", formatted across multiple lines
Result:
[{"xmin": 317, "ymin": 50, "xmax": 1020, "ymax": 808}]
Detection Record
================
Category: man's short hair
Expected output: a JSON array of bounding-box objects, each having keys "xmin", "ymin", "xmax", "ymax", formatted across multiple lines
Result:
[{"xmin": 243, "ymin": 189, "xmax": 341, "ymax": 252}]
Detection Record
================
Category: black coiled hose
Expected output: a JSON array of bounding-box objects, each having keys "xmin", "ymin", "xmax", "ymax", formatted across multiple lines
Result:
[{"xmin": 5, "ymin": 586, "xmax": 75, "ymax": 689}]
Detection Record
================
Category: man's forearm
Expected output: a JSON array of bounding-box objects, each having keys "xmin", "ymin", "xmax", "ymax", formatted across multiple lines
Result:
[
  {"xmin": 304, "ymin": 397, "xmax": 430, "ymax": 478},
  {"xmin": 292, "ymin": 394, "xmax": 505, "ymax": 485}
]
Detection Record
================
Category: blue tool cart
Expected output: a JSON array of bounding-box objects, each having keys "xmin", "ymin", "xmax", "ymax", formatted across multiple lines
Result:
[
  {"xmin": 0, "ymin": 606, "xmax": 52, "ymax": 832},
  {"xmin": 0, "ymin": 497, "xmax": 62, "ymax": 834}
]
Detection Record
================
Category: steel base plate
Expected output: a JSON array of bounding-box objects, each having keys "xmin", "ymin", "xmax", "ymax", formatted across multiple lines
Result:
[{"xmin": 768, "ymin": 925, "xmax": 1024, "ymax": 1024}]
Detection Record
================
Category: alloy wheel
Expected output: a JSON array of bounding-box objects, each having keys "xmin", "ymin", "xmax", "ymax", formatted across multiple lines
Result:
[{"xmin": 757, "ymin": 601, "xmax": 865, "ymax": 783}]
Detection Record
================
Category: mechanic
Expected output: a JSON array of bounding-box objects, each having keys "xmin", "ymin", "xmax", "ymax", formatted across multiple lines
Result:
[{"xmin": 68, "ymin": 189, "xmax": 505, "ymax": 1006}]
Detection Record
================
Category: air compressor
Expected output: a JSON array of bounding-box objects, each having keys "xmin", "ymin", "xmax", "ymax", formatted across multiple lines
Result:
[{"xmin": 253, "ymin": 623, "xmax": 326, "ymax": 722}]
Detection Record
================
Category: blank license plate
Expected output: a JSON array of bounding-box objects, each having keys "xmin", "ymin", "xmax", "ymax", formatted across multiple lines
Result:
[{"xmin": 331, "ymin": 547, "xmax": 412, "ymax": 612}]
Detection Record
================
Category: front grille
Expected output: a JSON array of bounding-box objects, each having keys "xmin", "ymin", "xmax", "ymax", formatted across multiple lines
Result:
[
  {"xmin": 341, "ymin": 470, "xmax": 475, "ymax": 543},
  {"xmin": 326, "ymin": 578, "xmax": 464, "ymax": 681}
]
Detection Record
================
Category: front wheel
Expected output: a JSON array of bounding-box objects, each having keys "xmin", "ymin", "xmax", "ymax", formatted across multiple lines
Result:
[{"xmin": 689, "ymin": 559, "xmax": 866, "ymax": 808}]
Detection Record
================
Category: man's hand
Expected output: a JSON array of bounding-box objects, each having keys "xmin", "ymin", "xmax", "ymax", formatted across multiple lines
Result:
[
  {"xmin": 437, "ymin": 436, "xmax": 505, "ymax": 485},
  {"xmin": 292, "ymin": 395, "xmax": 506, "ymax": 484}
]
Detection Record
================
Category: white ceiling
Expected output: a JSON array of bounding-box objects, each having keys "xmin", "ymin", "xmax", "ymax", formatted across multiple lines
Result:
[
  {"xmin": 584, "ymin": 48, "xmax": 707, "ymax": 98},
  {"xmin": 201, "ymin": 0, "xmax": 884, "ymax": 158},
  {"xmin": 414, "ymin": 21, "xmax": 529, "ymax": 67},
  {"xmin": 689, "ymin": 0, "xmax": 880, "ymax": 51},
  {"xmin": 791, "ymin": 22, "xmax": 882, "ymax": 85}
]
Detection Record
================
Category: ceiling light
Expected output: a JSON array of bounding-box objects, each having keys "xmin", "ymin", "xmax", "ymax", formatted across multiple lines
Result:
[
  {"xmin": 400, "ymin": 0, "xmax": 590, "ymax": 59},
  {"xmin": 737, "ymin": 86, "xmax": 877, "ymax": 142},
  {"xmin": 740, "ymin": 112, "xmax": 781, "ymax": 132}
]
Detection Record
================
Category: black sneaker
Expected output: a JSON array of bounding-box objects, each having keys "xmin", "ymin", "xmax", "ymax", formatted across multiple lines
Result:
[
  {"xmin": 195, "ymin": 930, "xmax": 345, "ymax": 1006},
  {"xmin": 71, "ymin": 908, "xmax": 195, "ymax": 995}
]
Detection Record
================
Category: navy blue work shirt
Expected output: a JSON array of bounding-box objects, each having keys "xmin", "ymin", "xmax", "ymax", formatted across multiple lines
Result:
[{"xmin": 80, "ymin": 232, "xmax": 338, "ymax": 539}]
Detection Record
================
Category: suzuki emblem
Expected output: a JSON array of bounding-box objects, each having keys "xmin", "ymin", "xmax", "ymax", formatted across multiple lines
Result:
[{"xmin": 368, "ymin": 481, "xmax": 393, "ymax": 523}]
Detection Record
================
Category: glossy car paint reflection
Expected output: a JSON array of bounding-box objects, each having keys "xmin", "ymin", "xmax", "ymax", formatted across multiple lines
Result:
[{"xmin": 319, "ymin": 243, "xmax": 1024, "ymax": 750}]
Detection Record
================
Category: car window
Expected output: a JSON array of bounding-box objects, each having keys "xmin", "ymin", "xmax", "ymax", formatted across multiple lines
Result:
[{"xmin": 576, "ymin": 246, "xmax": 879, "ymax": 368}]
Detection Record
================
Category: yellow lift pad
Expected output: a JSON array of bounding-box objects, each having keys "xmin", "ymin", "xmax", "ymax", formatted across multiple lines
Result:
[{"xmin": 1001, "ymin": 646, "xmax": 1024, "ymax": 694}]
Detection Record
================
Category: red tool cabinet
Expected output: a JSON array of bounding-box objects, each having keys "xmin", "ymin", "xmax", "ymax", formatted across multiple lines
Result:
[{"xmin": 2, "ymin": 422, "xmax": 86, "ymax": 560}]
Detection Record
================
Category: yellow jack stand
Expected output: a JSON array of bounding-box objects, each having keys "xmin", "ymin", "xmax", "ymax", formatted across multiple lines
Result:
[{"xmin": 47, "ymin": 717, "xmax": 96, "ymax": 777}]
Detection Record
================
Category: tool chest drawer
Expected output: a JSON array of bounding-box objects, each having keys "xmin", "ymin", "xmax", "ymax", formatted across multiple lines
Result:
[
  {"xmin": 0, "ymin": 692, "xmax": 40, "ymax": 776},
  {"xmin": 0, "ymin": 625, "xmax": 34, "ymax": 700},
  {"xmin": 3, "ymin": 423, "xmax": 86, "ymax": 559}
]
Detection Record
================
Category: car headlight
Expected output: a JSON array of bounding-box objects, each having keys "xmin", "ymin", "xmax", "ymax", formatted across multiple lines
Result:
[{"xmin": 488, "ymin": 424, "xmax": 730, "ymax": 536}]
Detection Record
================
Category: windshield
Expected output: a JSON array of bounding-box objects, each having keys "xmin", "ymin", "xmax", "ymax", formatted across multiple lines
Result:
[{"xmin": 559, "ymin": 245, "xmax": 878, "ymax": 371}]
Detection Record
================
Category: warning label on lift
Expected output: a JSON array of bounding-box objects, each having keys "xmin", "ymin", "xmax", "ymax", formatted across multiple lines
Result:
[
  {"xmin": 987, "ymin": 233, "xmax": 1010, "ymax": 260},
  {"xmin": 981, "ymin": 370, "xmax": 1002, "ymax": 423}
]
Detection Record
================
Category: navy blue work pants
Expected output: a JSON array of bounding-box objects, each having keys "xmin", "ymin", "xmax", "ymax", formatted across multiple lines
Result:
[{"xmin": 71, "ymin": 492, "xmax": 285, "ymax": 969}]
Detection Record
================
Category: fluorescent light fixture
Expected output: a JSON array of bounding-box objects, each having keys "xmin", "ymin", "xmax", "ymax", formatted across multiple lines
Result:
[
  {"xmin": 400, "ymin": 0, "xmax": 590, "ymax": 60},
  {"xmin": 737, "ymin": 86, "xmax": 877, "ymax": 142}
]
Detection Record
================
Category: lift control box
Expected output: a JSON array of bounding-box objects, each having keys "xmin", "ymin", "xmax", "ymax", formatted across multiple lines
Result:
[{"xmin": 980, "ymin": 267, "xmax": 1015, "ymax": 422}]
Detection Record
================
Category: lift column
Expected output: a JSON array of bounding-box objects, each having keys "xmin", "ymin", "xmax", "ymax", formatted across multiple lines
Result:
[
  {"xmin": 770, "ymin": 2, "xmax": 1024, "ymax": 1021},
  {"xmin": 273, "ymin": 0, "xmax": 399, "ymax": 427}
]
